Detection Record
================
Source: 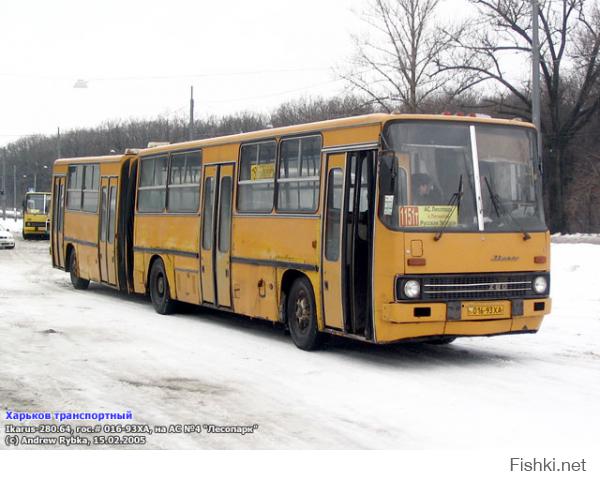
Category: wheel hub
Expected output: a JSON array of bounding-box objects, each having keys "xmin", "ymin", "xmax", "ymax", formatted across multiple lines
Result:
[
  {"xmin": 295, "ymin": 292, "xmax": 310, "ymax": 332},
  {"xmin": 157, "ymin": 275, "xmax": 165, "ymax": 296}
]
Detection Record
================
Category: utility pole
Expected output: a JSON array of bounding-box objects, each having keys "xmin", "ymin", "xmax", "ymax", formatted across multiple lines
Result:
[
  {"xmin": 34, "ymin": 173, "xmax": 37, "ymax": 191},
  {"xmin": 531, "ymin": 0, "xmax": 542, "ymax": 170},
  {"xmin": 13, "ymin": 164, "xmax": 16, "ymax": 221},
  {"xmin": 57, "ymin": 127, "xmax": 62, "ymax": 159},
  {"xmin": 1, "ymin": 151, "xmax": 6, "ymax": 221},
  {"xmin": 189, "ymin": 85, "xmax": 195, "ymax": 141}
]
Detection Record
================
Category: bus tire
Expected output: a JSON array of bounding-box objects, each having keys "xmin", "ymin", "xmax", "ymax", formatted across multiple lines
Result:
[
  {"xmin": 149, "ymin": 258, "xmax": 175, "ymax": 315},
  {"xmin": 22, "ymin": 232, "xmax": 28, "ymax": 240},
  {"xmin": 69, "ymin": 250, "xmax": 90, "ymax": 290},
  {"xmin": 287, "ymin": 277, "xmax": 323, "ymax": 351}
]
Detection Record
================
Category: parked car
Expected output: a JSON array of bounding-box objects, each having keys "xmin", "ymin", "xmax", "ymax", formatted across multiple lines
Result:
[{"xmin": 0, "ymin": 225, "xmax": 15, "ymax": 249}]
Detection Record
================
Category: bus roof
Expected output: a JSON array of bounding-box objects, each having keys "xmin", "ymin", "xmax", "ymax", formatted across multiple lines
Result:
[
  {"xmin": 140, "ymin": 113, "xmax": 536, "ymax": 156},
  {"xmin": 53, "ymin": 152, "xmax": 136, "ymax": 166}
]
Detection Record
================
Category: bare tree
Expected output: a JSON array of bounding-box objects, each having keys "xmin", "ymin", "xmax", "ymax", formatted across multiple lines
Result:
[
  {"xmin": 270, "ymin": 95, "xmax": 375, "ymax": 127},
  {"xmin": 439, "ymin": 0, "xmax": 600, "ymax": 232},
  {"xmin": 343, "ymin": 0, "xmax": 464, "ymax": 113}
]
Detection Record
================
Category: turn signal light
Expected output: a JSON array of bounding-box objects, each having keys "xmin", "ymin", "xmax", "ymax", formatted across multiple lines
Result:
[
  {"xmin": 534, "ymin": 256, "xmax": 547, "ymax": 264},
  {"xmin": 407, "ymin": 258, "xmax": 426, "ymax": 266}
]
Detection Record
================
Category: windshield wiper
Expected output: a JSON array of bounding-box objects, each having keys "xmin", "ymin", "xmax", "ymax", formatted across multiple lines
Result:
[
  {"xmin": 484, "ymin": 177, "xmax": 531, "ymax": 240},
  {"xmin": 434, "ymin": 175, "xmax": 463, "ymax": 241}
]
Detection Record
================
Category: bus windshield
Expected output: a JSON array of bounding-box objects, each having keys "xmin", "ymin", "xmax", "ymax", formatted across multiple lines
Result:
[
  {"xmin": 26, "ymin": 194, "xmax": 49, "ymax": 214},
  {"xmin": 379, "ymin": 121, "xmax": 546, "ymax": 232}
]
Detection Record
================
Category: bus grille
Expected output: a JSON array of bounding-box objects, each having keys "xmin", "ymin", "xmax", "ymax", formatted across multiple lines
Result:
[{"xmin": 398, "ymin": 273, "xmax": 549, "ymax": 301}]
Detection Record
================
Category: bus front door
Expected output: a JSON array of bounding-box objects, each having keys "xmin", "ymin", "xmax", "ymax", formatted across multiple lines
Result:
[
  {"xmin": 322, "ymin": 154, "xmax": 345, "ymax": 330},
  {"xmin": 200, "ymin": 164, "xmax": 233, "ymax": 308},
  {"xmin": 322, "ymin": 150, "xmax": 375, "ymax": 338},
  {"xmin": 52, "ymin": 176, "xmax": 66, "ymax": 268}
]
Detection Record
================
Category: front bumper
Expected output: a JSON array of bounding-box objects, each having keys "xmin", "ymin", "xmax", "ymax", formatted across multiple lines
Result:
[
  {"xmin": 23, "ymin": 226, "xmax": 49, "ymax": 235},
  {"xmin": 0, "ymin": 239, "xmax": 15, "ymax": 248},
  {"xmin": 377, "ymin": 297, "xmax": 551, "ymax": 342}
]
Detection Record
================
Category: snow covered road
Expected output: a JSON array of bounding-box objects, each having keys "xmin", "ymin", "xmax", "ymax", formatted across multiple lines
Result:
[{"xmin": 0, "ymin": 236, "xmax": 598, "ymax": 449}]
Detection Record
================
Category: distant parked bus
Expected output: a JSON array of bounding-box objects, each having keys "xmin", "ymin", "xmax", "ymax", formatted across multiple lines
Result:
[
  {"xmin": 50, "ymin": 114, "xmax": 551, "ymax": 350},
  {"xmin": 23, "ymin": 191, "xmax": 51, "ymax": 239}
]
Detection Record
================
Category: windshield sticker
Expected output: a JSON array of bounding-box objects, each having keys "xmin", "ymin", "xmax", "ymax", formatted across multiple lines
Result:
[
  {"xmin": 250, "ymin": 163, "xmax": 275, "ymax": 180},
  {"xmin": 383, "ymin": 195, "xmax": 394, "ymax": 215},
  {"xmin": 399, "ymin": 205, "xmax": 458, "ymax": 227}
]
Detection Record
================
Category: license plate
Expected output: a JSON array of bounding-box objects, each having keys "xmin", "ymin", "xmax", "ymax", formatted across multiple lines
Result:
[{"xmin": 464, "ymin": 303, "xmax": 507, "ymax": 317}]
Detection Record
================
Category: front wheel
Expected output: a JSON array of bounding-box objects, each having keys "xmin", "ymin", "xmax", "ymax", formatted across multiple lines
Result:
[
  {"xmin": 287, "ymin": 277, "xmax": 323, "ymax": 351},
  {"xmin": 69, "ymin": 250, "xmax": 90, "ymax": 290},
  {"xmin": 149, "ymin": 258, "xmax": 176, "ymax": 315}
]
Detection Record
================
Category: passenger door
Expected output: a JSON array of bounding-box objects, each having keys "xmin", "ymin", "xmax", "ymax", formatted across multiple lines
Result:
[
  {"xmin": 215, "ymin": 165, "xmax": 233, "ymax": 308},
  {"xmin": 200, "ymin": 164, "xmax": 234, "ymax": 308},
  {"xmin": 99, "ymin": 177, "xmax": 118, "ymax": 285},
  {"xmin": 321, "ymin": 154, "xmax": 345, "ymax": 330},
  {"xmin": 99, "ymin": 178, "xmax": 109, "ymax": 282},
  {"xmin": 321, "ymin": 150, "xmax": 375, "ymax": 337},
  {"xmin": 200, "ymin": 166, "xmax": 217, "ymax": 304},
  {"xmin": 52, "ymin": 176, "xmax": 66, "ymax": 268},
  {"xmin": 106, "ymin": 179, "xmax": 118, "ymax": 285}
]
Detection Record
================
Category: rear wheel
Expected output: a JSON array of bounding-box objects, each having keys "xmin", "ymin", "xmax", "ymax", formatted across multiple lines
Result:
[
  {"xmin": 69, "ymin": 250, "xmax": 90, "ymax": 290},
  {"xmin": 149, "ymin": 258, "xmax": 175, "ymax": 315},
  {"xmin": 287, "ymin": 277, "xmax": 323, "ymax": 351}
]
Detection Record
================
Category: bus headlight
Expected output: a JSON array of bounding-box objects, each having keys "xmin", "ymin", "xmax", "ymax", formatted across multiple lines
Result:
[
  {"xmin": 532, "ymin": 276, "xmax": 548, "ymax": 294},
  {"xmin": 403, "ymin": 280, "xmax": 421, "ymax": 299}
]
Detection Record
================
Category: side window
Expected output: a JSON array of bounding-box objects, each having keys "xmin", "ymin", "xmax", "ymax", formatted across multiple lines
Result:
[
  {"xmin": 67, "ymin": 165, "xmax": 83, "ymax": 210},
  {"xmin": 202, "ymin": 177, "xmax": 215, "ymax": 249},
  {"xmin": 277, "ymin": 136, "xmax": 321, "ymax": 212},
  {"xmin": 58, "ymin": 184, "xmax": 64, "ymax": 231},
  {"xmin": 325, "ymin": 169, "xmax": 343, "ymax": 261},
  {"xmin": 108, "ymin": 186, "xmax": 117, "ymax": 243},
  {"xmin": 138, "ymin": 155, "xmax": 168, "ymax": 213},
  {"xmin": 237, "ymin": 141, "xmax": 275, "ymax": 212},
  {"xmin": 82, "ymin": 165, "xmax": 99, "ymax": 212},
  {"xmin": 218, "ymin": 177, "xmax": 232, "ymax": 253},
  {"xmin": 378, "ymin": 154, "xmax": 408, "ymax": 228},
  {"xmin": 167, "ymin": 150, "xmax": 202, "ymax": 213},
  {"xmin": 100, "ymin": 187, "xmax": 108, "ymax": 242}
]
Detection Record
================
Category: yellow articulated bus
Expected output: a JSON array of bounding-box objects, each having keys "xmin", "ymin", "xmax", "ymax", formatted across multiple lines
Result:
[
  {"xmin": 22, "ymin": 191, "xmax": 51, "ymax": 239},
  {"xmin": 50, "ymin": 114, "xmax": 551, "ymax": 350}
]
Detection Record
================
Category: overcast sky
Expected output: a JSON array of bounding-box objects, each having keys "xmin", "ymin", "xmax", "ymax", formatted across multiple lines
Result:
[{"xmin": 0, "ymin": 0, "xmax": 474, "ymax": 147}]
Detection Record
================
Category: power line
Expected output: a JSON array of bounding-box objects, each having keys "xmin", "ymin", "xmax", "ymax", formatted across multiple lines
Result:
[{"xmin": 0, "ymin": 66, "xmax": 333, "ymax": 83}]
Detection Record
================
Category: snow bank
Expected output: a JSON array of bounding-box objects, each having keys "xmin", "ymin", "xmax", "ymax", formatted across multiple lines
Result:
[
  {"xmin": 0, "ymin": 240, "xmax": 598, "ymax": 450},
  {"xmin": 551, "ymin": 233, "xmax": 600, "ymax": 244}
]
